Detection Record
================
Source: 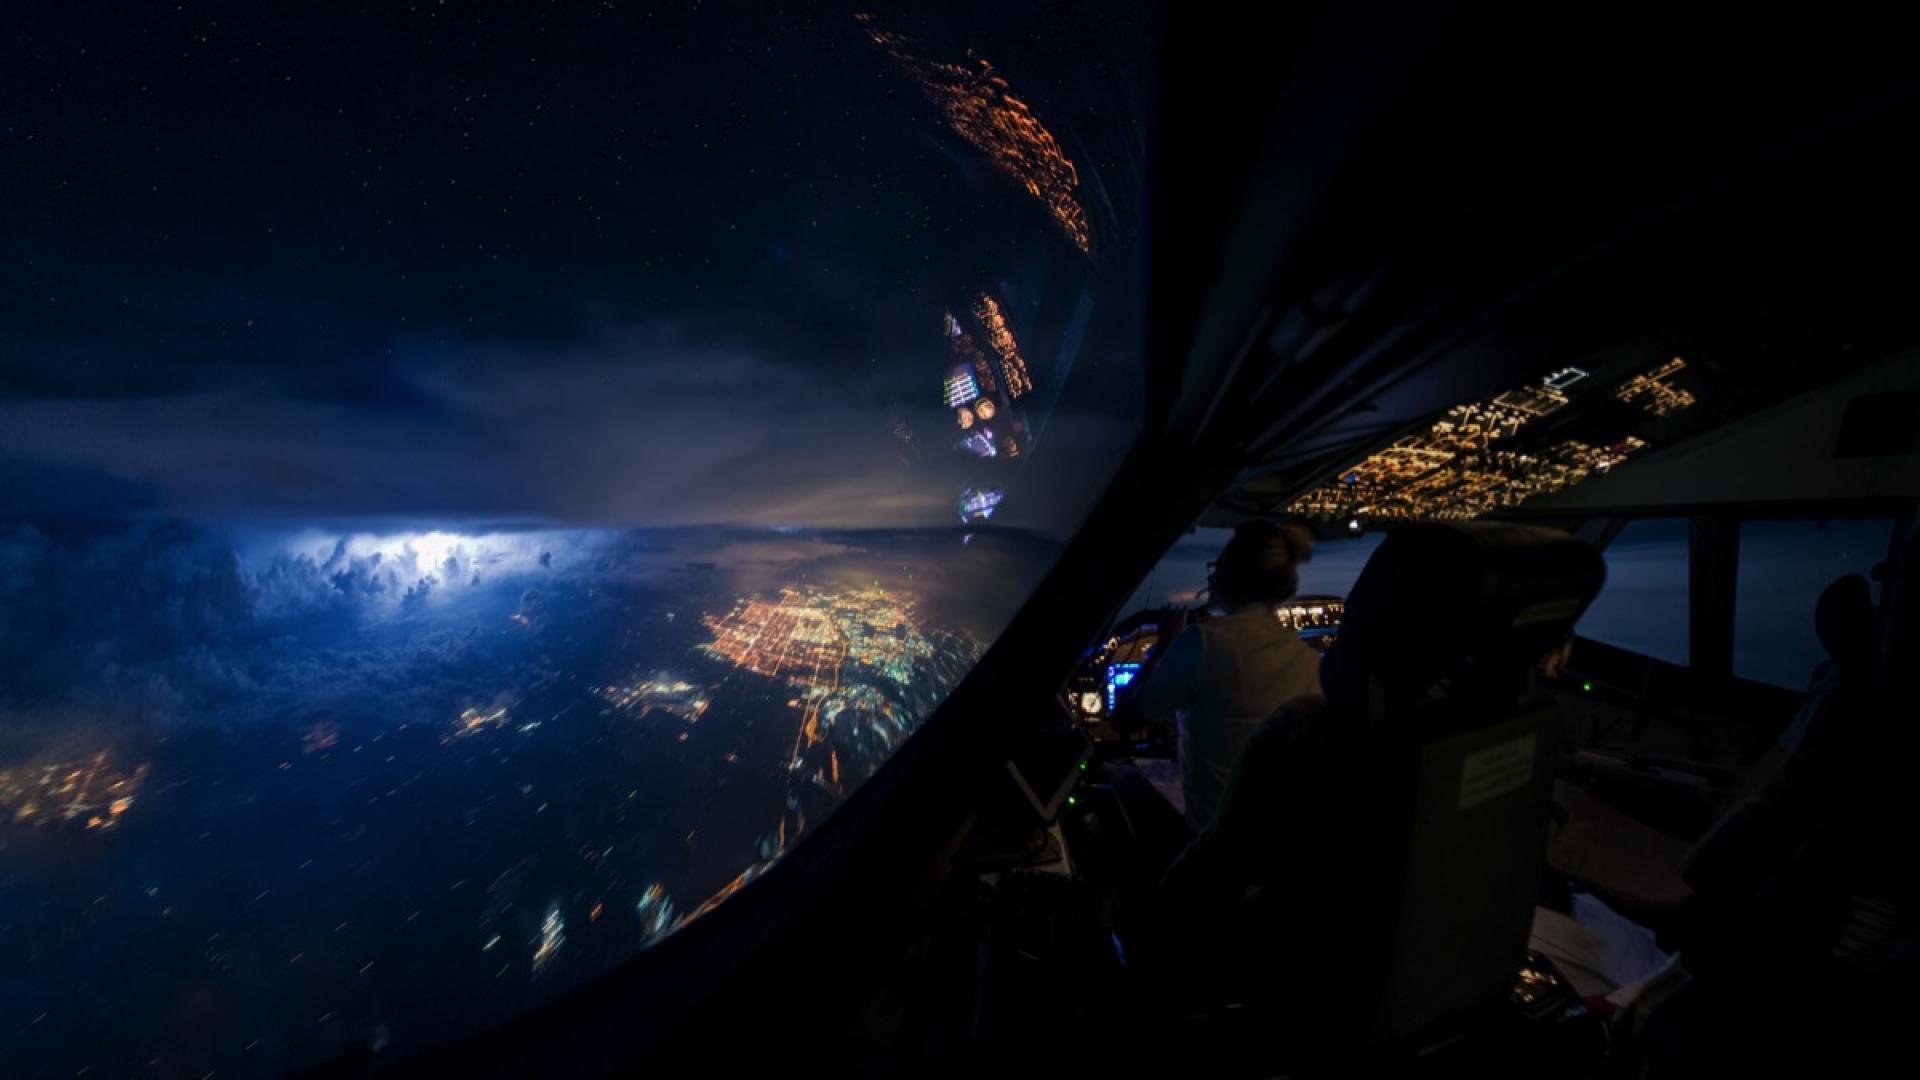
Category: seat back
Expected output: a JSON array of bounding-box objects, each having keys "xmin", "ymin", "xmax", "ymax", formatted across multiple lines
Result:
[
  {"xmin": 1376, "ymin": 701, "xmax": 1557, "ymax": 1038},
  {"xmin": 1170, "ymin": 522, "xmax": 1604, "ymax": 1050}
]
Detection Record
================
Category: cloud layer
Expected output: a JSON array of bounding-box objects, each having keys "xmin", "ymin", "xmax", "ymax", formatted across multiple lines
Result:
[{"xmin": 0, "ymin": 323, "xmax": 1134, "ymax": 535}]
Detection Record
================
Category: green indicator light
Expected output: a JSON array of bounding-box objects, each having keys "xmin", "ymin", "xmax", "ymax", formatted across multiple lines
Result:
[
  {"xmin": 1078, "ymin": 760, "xmax": 1088, "ymax": 771},
  {"xmin": 1067, "ymin": 795, "xmax": 1078, "ymax": 806},
  {"xmin": 1581, "ymin": 680, "xmax": 1595, "ymax": 693}
]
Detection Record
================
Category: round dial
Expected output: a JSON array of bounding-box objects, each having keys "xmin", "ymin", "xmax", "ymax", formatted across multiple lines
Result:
[{"xmin": 1078, "ymin": 691, "xmax": 1103, "ymax": 716}]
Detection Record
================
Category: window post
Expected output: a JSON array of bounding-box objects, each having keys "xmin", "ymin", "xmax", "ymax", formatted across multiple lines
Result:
[{"xmin": 1689, "ymin": 516, "xmax": 1739, "ymax": 684}]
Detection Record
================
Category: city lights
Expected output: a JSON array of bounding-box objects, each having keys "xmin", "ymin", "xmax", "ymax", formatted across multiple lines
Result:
[
  {"xmin": 0, "ymin": 751, "xmax": 151, "ymax": 833},
  {"xmin": 596, "ymin": 675, "xmax": 711, "ymax": 724},
  {"xmin": 450, "ymin": 704, "xmax": 511, "ymax": 740}
]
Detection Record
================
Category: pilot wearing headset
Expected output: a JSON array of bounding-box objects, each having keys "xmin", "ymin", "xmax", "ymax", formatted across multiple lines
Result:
[{"xmin": 1136, "ymin": 520, "xmax": 1323, "ymax": 831}]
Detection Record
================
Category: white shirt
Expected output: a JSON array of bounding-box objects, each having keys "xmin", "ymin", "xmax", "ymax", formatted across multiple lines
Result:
[{"xmin": 1136, "ymin": 604, "xmax": 1323, "ymax": 831}]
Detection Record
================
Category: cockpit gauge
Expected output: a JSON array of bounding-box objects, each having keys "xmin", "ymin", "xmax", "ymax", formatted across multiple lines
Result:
[{"xmin": 1077, "ymin": 691, "xmax": 1103, "ymax": 715}]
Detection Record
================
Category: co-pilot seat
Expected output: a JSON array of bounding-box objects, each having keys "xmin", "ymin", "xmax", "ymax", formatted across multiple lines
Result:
[{"xmin": 1151, "ymin": 523, "xmax": 1605, "ymax": 1061}]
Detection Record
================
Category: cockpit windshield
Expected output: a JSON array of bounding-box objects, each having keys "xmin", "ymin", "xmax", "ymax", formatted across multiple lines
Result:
[{"xmin": 0, "ymin": 4, "xmax": 1150, "ymax": 1073}]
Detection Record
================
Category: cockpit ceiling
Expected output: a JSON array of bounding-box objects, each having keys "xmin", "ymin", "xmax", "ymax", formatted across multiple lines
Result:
[
  {"xmin": 1283, "ymin": 358, "xmax": 1691, "ymax": 523},
  {"xmin": 1234, "ymin": 342, "xmax": 1897, "ymax": 526}
]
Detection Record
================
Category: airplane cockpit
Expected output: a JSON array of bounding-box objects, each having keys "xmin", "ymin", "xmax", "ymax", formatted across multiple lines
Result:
[
  {"xmin": 1065, "ymin": 596, "xmax": 1343, "ymax": 735},
  {"xmin": 16, "ymin": 4, "xmax": 1920, "ymax": 1078},
  {"xmin": 351, "ymin": 7, "xmax": 1920, "ymax": 1076},
  {"xmin": 391, "ymin": 8, "xmax": 1920, "ymax": 1078}
]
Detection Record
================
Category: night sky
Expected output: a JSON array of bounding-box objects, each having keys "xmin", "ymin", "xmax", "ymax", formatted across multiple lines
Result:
[{"xmin": 3, "ymin": 1, "xmax": 1150, "ymax": 529}]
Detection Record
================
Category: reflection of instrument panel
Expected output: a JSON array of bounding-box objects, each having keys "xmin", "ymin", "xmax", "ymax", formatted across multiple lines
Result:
[{"xmin": 1065, "ymin": 596, "xmax": 1346, "ymax": 733}]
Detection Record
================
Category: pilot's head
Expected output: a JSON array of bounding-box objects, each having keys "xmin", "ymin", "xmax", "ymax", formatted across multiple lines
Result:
[{"xmin": 1210, "ymin": 520, "xmax": 1314, "ymax": 610}]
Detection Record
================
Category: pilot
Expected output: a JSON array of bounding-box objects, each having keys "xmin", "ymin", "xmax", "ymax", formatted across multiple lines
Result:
[{"xmin": 1135, "ymin": 520, "xmax": 1322, "ymax": 831}]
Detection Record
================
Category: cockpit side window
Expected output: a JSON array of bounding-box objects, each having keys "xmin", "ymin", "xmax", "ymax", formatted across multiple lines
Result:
[
  {"xmin": 1578, "ymin": 518, "xmax": 1690, "ymax": 665},
  {"xmin": 1733, "ymin": 519, "xmax": 1894, "ymax": 688}
]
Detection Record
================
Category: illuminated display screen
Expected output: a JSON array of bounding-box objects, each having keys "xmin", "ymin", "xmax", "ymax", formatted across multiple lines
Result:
[
  {"xmin": 958, "ymin": 429, "xmax": 997, "ymax": 458},
  {"xmin": 1105, "ymin": 662, "xmax": 1140, "ymax": 714},
  {"xmin": 958, "ymin": 485, "xmax": 1004, "ymax": 523},
  {"xmin": 944, "ymin": 368, "xmax": 981, "ymax": 407}
]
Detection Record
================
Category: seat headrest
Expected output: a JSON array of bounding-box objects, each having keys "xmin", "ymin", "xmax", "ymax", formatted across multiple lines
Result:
[
  {"xmin": 1322, "ymin": 522, "xmax": 1606, "ymax": 715},
  {"xmin": 1816, "ymin": 574, "xmax": 1877, "ymax": 673}
]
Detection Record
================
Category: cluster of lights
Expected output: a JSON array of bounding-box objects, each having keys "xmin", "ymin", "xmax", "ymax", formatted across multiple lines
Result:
[
  {"xmin": 943, "ymin": 367, "xmax": 980, "ymax": 408},
  {"xmin": 530, "ymin": 904, "xmax": 565, "ymax": 972},
  {"xmin": 958, "ymin": 429, "xmax": 998, "ymax": 458},
  {"xmin": 1616, "ymin": 357, "xmax": 1696, "ymax": 416},
  {"xmin": 955, "ymin": 398, "xmax": 1001, "ymax": 432},
  {"xmin": 595, "ymin": 675, "xmax": 710, "ymax": 724},
  {"xmin": 698, "ymin": 586, "xmax": 936, "ymax": 739},
  {"xmin": 858, "ymin": 14, "xmax": 1091, "ymax": 253},
  {"xmin": 636, "ymin": 882, "xmax": 678, "ymax": 946},
  {"xmin": 973, "ymin": 294, "xmax": 1033, "ymax": 399},
  {"xmin": 0, "ymin": 751, "xmax": 150, "ymax": 833},
  {"xmin": 959, "ymin": 486, "xmax": 1004, "ymax": 523},
  {"xmin": 449, "ymin": 704, "xmax": 511, "ymax": 740},
  {"xmin": 1275, "ymin": 600, "xmax": 1342, "ymax": 630},
  {"xmin": 1287, "ymin": 361, "xmax": 1688, "ymax": 522},
  {"xmin": 946, "ymin": 311, "xmax": 1001, "ymax": 396}
]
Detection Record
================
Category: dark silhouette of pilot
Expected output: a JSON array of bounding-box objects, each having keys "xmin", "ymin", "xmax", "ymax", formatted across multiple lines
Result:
[{"xmin": 1135, "ymin": 521, "xmax": 1322, "ymax": 830}]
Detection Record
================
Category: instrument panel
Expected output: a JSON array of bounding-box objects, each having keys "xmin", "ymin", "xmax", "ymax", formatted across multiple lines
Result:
[
  {"xmin": 1066, "ymin": 596, "xmax": 1345, "ymax": 733},
  {"xmin": 1278, "ymin": 597, "xmax": 1344, "ymax": 643}
]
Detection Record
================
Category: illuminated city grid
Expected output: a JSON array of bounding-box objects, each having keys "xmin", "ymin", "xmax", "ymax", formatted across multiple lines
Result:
[
  {"xmin": 0, "ymin": 750, "xmax": 150, "ymax": 832},
  {"xmin": 1616, "ymin": 357, "xmax": 1697, "ymax": 416},
  {"xmin": 699, "ymin": 586, "xmax": 936, "ymax": 724},
  {"xmin": 595, "ymin": 674, "xmax": 711, "ymax": 724},
  {"xmin": 859, "ymin": 14, "xmax": 1091, "ymax": 253},
  {"xmin": 973, "ymin": 294, "xmax": 1034, "ymax": 399},
  {"xmin": 1288, "ymin": 361, "xmax": 1684, "ymax": 521},
  {"xmin": 637, "ymin": 584, "xmax": 968, "ymax": 946}
]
